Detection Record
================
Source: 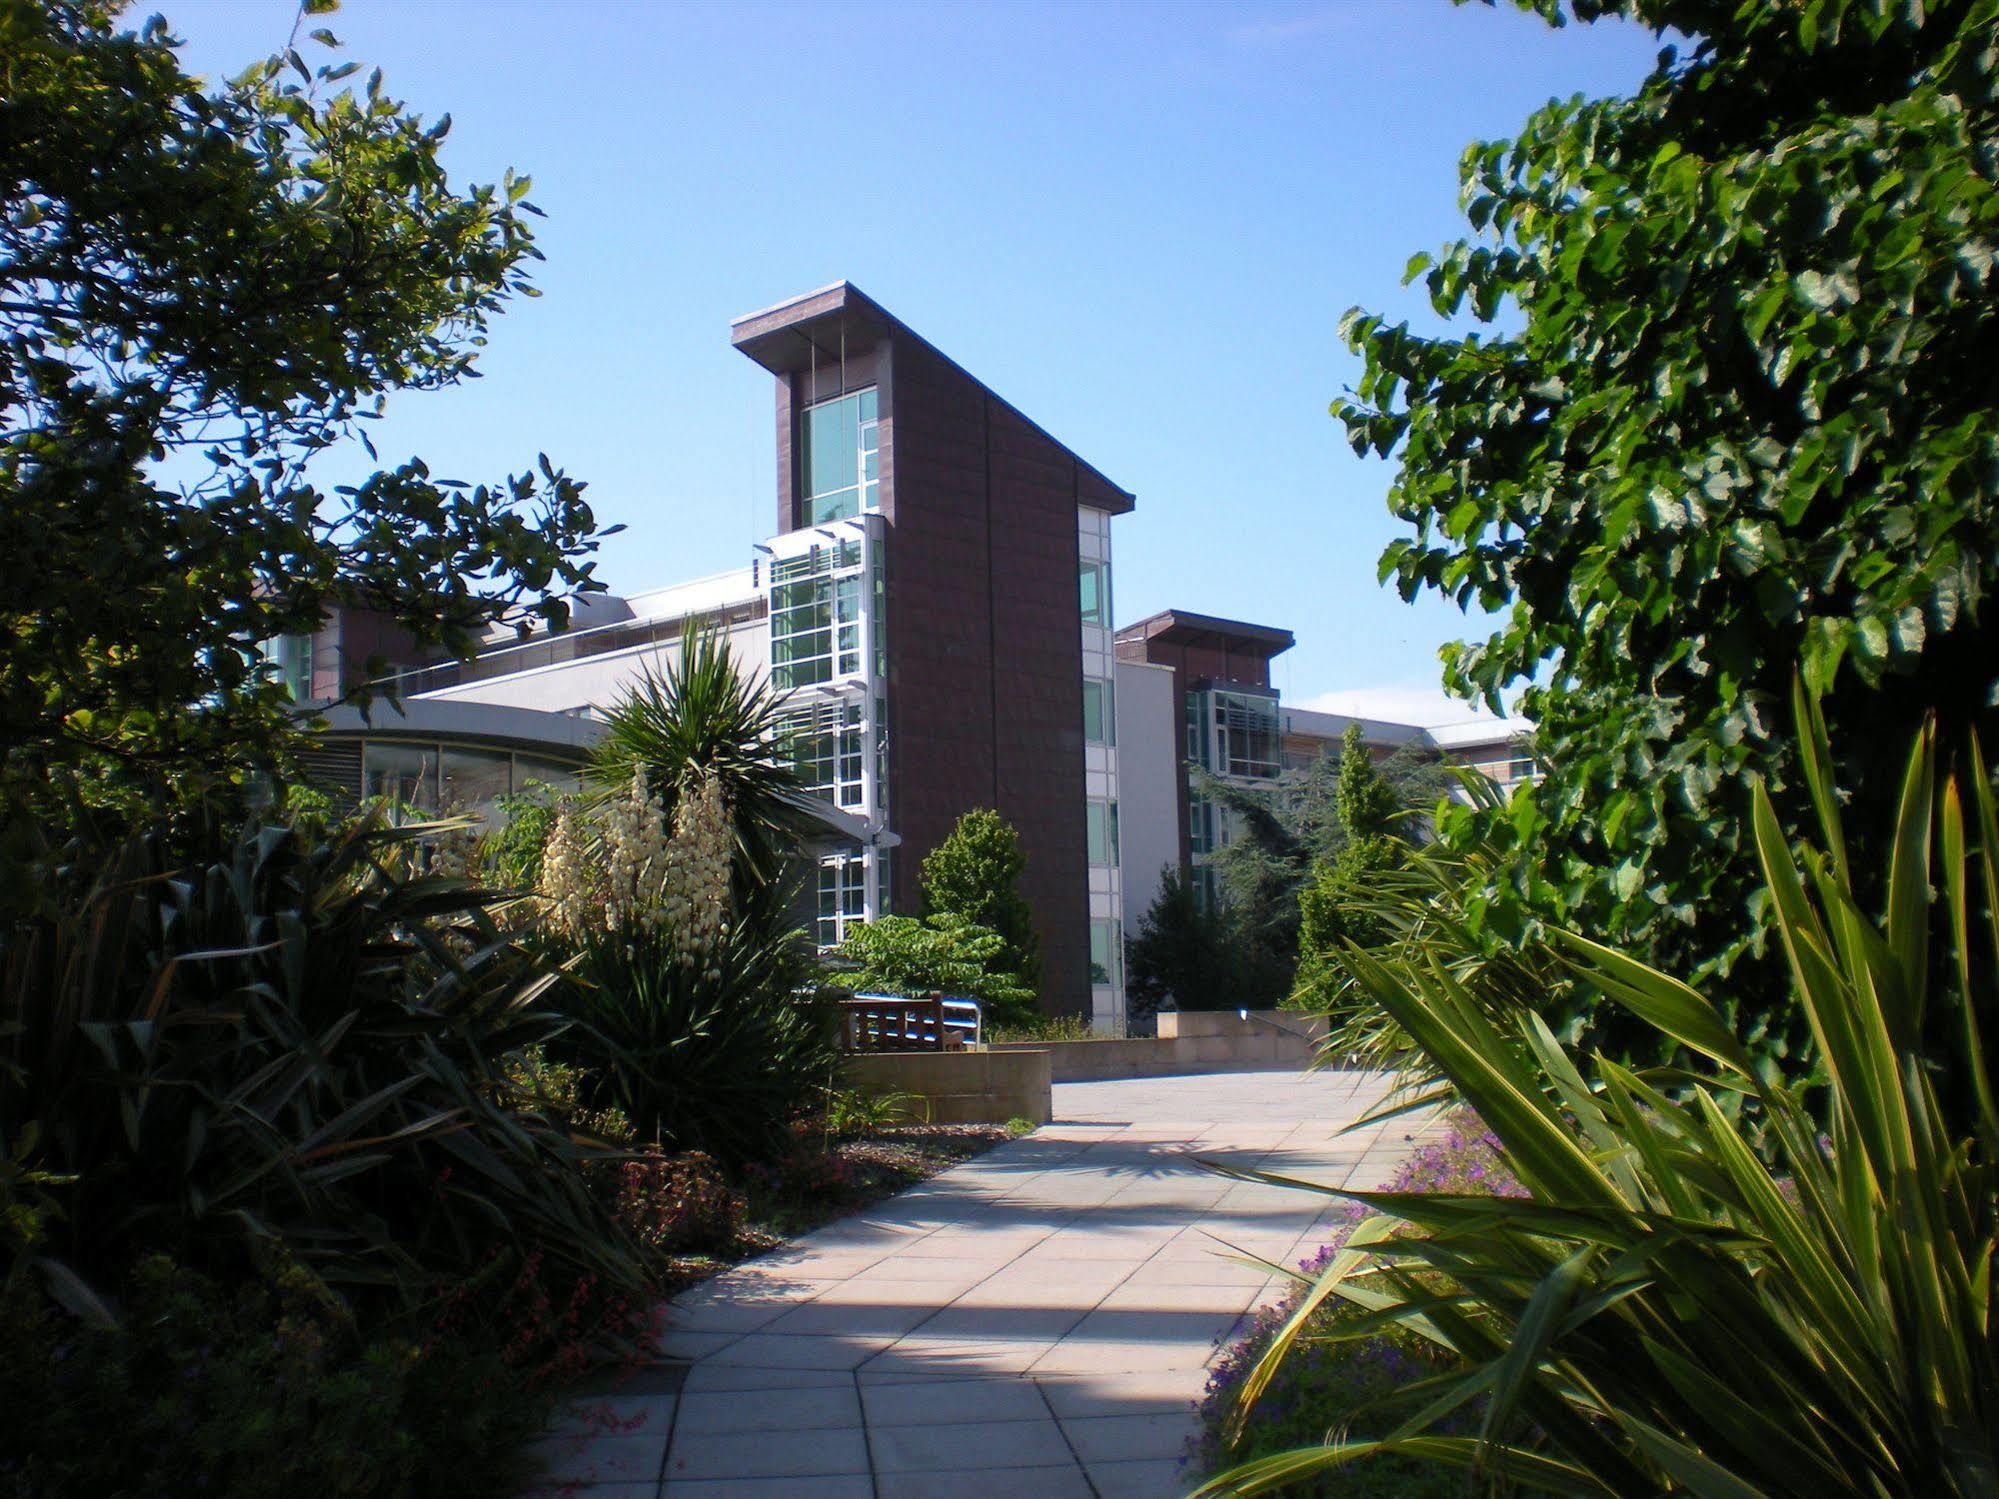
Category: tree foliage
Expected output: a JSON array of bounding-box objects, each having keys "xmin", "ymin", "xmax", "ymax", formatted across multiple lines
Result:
[
  {"xmin": 1337, "ymin": 0, "xmax": 1999, "ymax": 1048},
  {"xmin": 1125, "ymin": 866, "xmax": 1266, "ymax": 1023},
  {"xmin": 918, "ymin": 808, "xmax": 1041, "ymax": 992},
  {"xmin": 1297, "ymin": 727, "xmax": 1416, "ymax": 977},
  {"xmin": 0, "ymin": 0, "xmax": 608, "ymax": 823},
  {"xmin": 829, "ymin": 911, "xmax": 1038, "ymax": 1030},
  {"xmin": 1205, "ymin": 733, "xmax": 1458, "ymax": 999}
]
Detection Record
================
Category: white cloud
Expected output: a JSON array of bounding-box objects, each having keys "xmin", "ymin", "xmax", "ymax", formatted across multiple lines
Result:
[{"xmin": 1294, "ymin": 684, "xmax": 1516, "ymax": 730}]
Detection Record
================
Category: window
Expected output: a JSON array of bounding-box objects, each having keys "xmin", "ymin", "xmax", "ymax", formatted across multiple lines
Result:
[
  {"xmin": 800, "ymin": 388, "xmax": 879, "ymax": 524},
  {"xmin": 439, "ymin": 747, "xmax": 511, "ymax": 825},
  {"xmin": 514, "ymin": 757, "xmax": 584, "ymax": 795},
  {"xmin": 362, "ymin": 743, "xmax": 439, "ymax": 813},
  {"xmin": 816, "ymin": 853, "xmax": 867, "ymax": 949},
  {"xmin": 777, "ymin": 700, "xmax": 866, "ymax": 809},
  {"xmin": 1089, "ymin": 918, "xmax": 1121, "ymax": 988},
  {"xmin": 1086, "ymin": 799, "xmax": 1119, "ymax": 866},
  {"xmin": 1507, "ymin": 751, "xmax": 1537, "ymax": 783},
  {"xmin": 770, "ymin": 540, "xmax": 865, "ymax": 690},
  {"xmin": 1082, "ymin": 678, "xmax": 1115, "ymax": 746},
  {"xmin": 1188, "ymin": 788, "xmax": 1215, "ymax": 858},
  {"xmin": 1212, "ymin": 690, "xmax": 1281, "ymax": 780},
  {"xmin": 1079, "ymin": 561, "xmax": 1110, "ymax": 626},
  {"xmin": 258, "ymin": 634, "xmax": 312, "ymax": 702}
]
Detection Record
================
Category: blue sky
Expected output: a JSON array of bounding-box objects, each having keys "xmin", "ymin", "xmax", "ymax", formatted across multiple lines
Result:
[{"xmin": 166, "ymin": 0, "xmax": 1660, "ymax": 726}]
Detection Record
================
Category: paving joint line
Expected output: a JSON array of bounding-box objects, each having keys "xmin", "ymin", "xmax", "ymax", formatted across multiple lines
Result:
[{"xmin": 1032, "ymin": 1370, "xmax": 1102, "ymax": 1497}]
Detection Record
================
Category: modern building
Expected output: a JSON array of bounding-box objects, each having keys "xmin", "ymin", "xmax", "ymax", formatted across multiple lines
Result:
[
  {"xmin": 280, "ymin": 285, "xmax": 1531, "ymax": 1037},
  {"xmin": 294, "ymin": 282, "xmax": 1136, "ymax": 1027},
  {"xmin": 1113, "ymin": 608, "xmax": 1532, "ymax": 933}
]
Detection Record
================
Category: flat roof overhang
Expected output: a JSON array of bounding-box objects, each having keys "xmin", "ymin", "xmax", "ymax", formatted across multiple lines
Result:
[
  {"xmin": 729, "ymin": 280, "xmax": 1136, "ymax": 516},
  {"xmin": 730, "ymin": 281, "xmax": 893, "ymax": 377},
  {"xmin": 1114, "ymin": 609, "xmax": 1296, "ymax": 660}
]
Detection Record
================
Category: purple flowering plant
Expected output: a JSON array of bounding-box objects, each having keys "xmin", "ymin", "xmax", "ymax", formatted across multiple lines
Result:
[{"xmin": 1189, "ymin": 1113, "xmax": 1522, "ymax": 1494}]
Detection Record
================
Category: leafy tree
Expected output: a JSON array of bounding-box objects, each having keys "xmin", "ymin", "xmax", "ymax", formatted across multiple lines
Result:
[
  {"xmin": 1336, "ymin": 0, "xmax": 1999, "ymax": 1056},
  {"xmin": 0, "ymin": 0, "xmax": 607, "ymax": 827},
  {"xmin": 1296, "ymin": 726, "xmax": 1413, "ymax": 974},
  {"xmin": 1204, "ymin": 733, "xmax": 1457, "ymax": 995},
  {"xmin": 919, "ymin": 808, "xmax": 1041, "ymax": 992},
  {"xmin": 829, "ymin": 912, "xmax": 1037, "ymax": 1030},
  {"xmin": 1124, "ymin": 866, "xmax": 1262, "ymax": 1024}
]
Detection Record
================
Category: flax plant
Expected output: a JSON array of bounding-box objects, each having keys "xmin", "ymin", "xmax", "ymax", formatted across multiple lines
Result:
[{"xmin": 1196, "ymin": 688, "xmax": 1998, "ymax": 1497}]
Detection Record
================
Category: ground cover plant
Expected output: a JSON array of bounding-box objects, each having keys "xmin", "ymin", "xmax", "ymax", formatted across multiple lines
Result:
[
  {"xmin": 1192, "ymin": 1117, "xmax": 1523, "ymax": 1496},
  {"xmin": 1196, "ymin": 699, "xmax": 1999, "ymax": 1496}
]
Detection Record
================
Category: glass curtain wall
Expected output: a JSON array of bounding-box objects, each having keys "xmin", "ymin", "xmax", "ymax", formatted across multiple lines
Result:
[
  {"xmin": 770, "ymin": 538, "xmax": 865, "ymax": 690},
  {"xmin": 800, "ymin": 388, "xmax": 879, "ymax": 524}
]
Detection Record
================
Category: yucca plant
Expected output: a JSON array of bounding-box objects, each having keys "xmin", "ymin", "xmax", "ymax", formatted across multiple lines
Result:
[
  {"xmin": 555, "ymin": 919, "xmax": 836, "ymax": 1166},
  {"xmin": 0, "ymin": 813, "xmax": 648, "ymax": 1319},
  {"xmin": 590, "ymin": 621, "xmax": 818, "ymax": 907},
  {"xmin": 1197, "ymin": 689, "xmax": 1997, "ymax": 1497}
]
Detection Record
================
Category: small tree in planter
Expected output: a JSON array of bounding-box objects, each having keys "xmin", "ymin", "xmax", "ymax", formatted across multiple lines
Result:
[{"xmin": 920, "ymin": 808, "xmax": 1042, "ymax": 995}]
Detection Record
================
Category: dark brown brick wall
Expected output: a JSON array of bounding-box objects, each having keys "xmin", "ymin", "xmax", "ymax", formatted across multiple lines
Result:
[{"xmin": 876, "ymin": 337, "xmax": 1092, "ymax": 1019}]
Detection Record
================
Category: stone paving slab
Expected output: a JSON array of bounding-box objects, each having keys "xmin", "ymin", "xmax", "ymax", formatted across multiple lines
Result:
[{"xmin": 528, "ymin": 1068, "xmax": 1443, "ymax": 1499}]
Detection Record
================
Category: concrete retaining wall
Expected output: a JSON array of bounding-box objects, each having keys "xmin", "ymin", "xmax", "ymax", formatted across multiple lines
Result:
[
  {"xmin": 991, "ymin": 1010, "xmax": 1328, "ymax": 1082},
  {"xmin": 840, "ymin": 1048, "xmax": 1053, "ymax": 1126}
]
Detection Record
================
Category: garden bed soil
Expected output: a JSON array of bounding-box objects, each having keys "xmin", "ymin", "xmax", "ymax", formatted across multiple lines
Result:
[{"xmin": 654, "ymin": 1123, "xmax": 1013, "ymax": 1293}]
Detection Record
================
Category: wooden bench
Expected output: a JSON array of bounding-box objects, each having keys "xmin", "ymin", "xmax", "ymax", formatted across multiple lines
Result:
[{"xmin": 838, "ymin": 993, "xmax": 966, "ymax": 1052}]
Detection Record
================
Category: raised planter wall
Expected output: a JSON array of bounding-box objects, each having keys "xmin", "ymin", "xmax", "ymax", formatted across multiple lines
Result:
[
  {"xmin": 990, "ymin": 1010, "xmax": 1328, "ymax": 1082},
  {"xmin": 840, "ymin": 1047, "xmax": 1053, "ymax": 1126}
]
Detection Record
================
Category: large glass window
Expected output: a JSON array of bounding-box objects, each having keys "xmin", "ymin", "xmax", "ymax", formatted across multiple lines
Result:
[
  {"xmin": 1089, "ymin": 918, "xmax": 1121, "ymax": 988},
  {"xmin": 816, "ymin": 853, "xmax": 868, "ymax": 949},
  {"xmin": 800, "ymin": 388, "xmax": 879, "ymax": 524},
  {"xmin": 1086, "ymin": 799, "xmax": 1119, "ymax": 866},
  {"xmin": 362, "ymin": 743, "xmax": 439, "ymax": 813},
  {"xmin": 778, "ymin": 701, "xmax": 866, "ymax": 809},
  {"xmin": 440, "ymin": 747, "xmax": 512, "ymax": 825},
  {"xmin": 770, "ymin": 540, "xmax": 864, "ymax": 690},
  {"xmin": 1082, "ymin": 679, "xmax": 1115, "ymax": 746},
  {"xmin": 514, "ymin": 757, "xmax": 584, "ymax": 795},
  {"xmin": 1079, "ymin": 561, "xmax": 1110, "ymax": 626}
]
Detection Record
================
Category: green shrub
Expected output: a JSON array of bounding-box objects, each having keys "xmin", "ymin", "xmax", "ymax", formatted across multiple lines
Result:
[
  {"xmin": 0, "ymin": 815, "xmax": 646, "ymax": 1315},
  {"xmin": 824, "ymin": 1086, "xmax": 927, "ymax": 1135},
  {"xmin": 482, "ymin": 779, "xmax": 565, "ymax": 888},
  {"xmin": 1196, "ymin": 697, "xmax": 1999, "ymax": 1497},
  {"xmin": 1308, "ymin": 771, "xmax": 1571, "ymax": 1093},
  {"xmin": 0, "ymin": 1255, "xmax": 549, "ymax": 1499},
  {"xmin": 829, "ymin": 911, "xmax": 1037, "ymax": 1030}
]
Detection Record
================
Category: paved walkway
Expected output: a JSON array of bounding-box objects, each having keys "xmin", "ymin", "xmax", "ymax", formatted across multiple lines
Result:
[{"xmin": 530, "ymin": 1069, "xmax": 1432, "ymax": 1499}]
